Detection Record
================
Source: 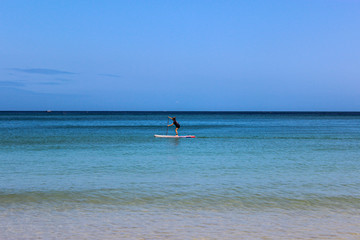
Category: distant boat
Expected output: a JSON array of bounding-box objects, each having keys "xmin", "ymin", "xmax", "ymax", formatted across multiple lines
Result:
[{"xmin": 46, "ymin": 110, "xmax": 52, "ymax": 113}]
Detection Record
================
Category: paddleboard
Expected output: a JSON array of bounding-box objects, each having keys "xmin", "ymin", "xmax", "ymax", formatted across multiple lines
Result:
[{"xmin": 154, "ymin": 135, "xmax": 195, "ymax": 138}]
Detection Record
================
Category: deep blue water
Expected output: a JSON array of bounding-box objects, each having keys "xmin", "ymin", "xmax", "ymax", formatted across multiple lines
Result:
[{"xmin": 1, "ymin": 112, "xmax": 360, "ymax": 238}]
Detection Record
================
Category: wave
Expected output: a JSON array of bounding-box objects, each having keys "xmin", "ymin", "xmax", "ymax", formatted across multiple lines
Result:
[
  {"xmin": 1, "ymin": 135, "xmax": 359, "ymax": 147},
  {"xmin": 1, "ymin": 190, "xmax": 359, "ymax": 210}
]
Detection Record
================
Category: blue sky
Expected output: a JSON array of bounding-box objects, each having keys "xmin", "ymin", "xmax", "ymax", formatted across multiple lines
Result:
[{"xmin": 1, "ymin": 0, "xmax": 359, "ymax": 111}]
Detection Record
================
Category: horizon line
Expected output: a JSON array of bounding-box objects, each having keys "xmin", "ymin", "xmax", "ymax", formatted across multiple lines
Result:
[{"xmin": 1, "ymin": 110, "xmax": 360, "ymax": 113}]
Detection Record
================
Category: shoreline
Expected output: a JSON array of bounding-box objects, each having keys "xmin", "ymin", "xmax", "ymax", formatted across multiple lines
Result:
[{"xmin": 2, "ymin": 207, "xmax": 359, "ymax": 239}]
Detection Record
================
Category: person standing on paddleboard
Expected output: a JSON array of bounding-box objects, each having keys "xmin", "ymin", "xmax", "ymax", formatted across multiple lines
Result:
[{"xmin": 168, "ymin": 116, "xmax": 180, "ymax": 136}]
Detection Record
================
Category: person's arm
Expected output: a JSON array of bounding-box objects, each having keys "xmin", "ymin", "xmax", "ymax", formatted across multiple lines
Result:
[{"xmin": 168, "ymin": 116, "xmax": 173, "ymax": 126}]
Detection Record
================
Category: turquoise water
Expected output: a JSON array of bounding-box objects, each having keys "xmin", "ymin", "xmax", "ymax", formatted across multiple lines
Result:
[{"xmin": 1, "ymin": 112, "xmax": 360, "ymax": 239}]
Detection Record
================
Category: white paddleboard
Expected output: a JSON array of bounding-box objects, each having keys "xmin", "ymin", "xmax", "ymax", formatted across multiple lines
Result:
[{"xmin": 154, "ymin": 135, "xmax": 195, "ymax": 138}]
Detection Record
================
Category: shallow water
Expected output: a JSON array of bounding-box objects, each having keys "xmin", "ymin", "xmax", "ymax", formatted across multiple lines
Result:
[{"xmin": 1, "ymin": 112, "xmax": 360, "ymax": 239}]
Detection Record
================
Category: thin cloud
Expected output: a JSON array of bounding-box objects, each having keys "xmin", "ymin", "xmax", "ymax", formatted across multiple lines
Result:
[
  {"xmin": 98, "ymin": 73, "xmax": 122, "ymax": 78},
  {"xmin": 55, "ymin": 78, "xmax": 72, "ymax": 82},
  {"xmin": 38, "ymin": 82, "xmax": 62, "ymax": 85},
  {"xmin": 0, "ymin": 81, "xmax": 25, "ymax": 87},
  {"xmin": 10, "ymin": 68, "xmax": 75, "ymax": 75},
  {"xmin": 0, "ymin": 78, "xmax": 71, "ymax": 88}
]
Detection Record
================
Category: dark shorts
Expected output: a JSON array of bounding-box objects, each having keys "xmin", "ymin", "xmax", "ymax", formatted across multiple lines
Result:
[{"xmin": 175, "ymin": 123, "xmax": 180, "ymax": 128}]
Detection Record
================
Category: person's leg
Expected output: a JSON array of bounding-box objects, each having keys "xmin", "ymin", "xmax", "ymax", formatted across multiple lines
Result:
[{"xmin": 175, "ymin": 128, "xmax": 178, "ymax": 135}]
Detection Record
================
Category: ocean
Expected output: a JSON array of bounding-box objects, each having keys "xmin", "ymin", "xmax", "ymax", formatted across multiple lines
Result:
[{"xmin": 1, "ymin": 111, "xmax": 359, "ymax": 239}]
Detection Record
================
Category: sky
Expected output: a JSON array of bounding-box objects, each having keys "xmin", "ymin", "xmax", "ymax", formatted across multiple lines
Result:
[{"xmin": 1, "ymin": 0, "xmax": 360, "ymax": 111}]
